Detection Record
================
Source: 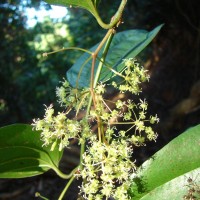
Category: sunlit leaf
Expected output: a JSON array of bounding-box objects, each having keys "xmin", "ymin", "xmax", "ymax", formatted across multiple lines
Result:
[
  {"xmin": 45, "ymin": 0, "xmax": 99, "ymax": 17},
  {"xmin": 129, "ymin": 124, "xmax": 200, "ymax": 199},
  {"xmin": 67, "ymin": 24, "xmax": 163, "ymax": 88},
  {"xmin": 140, "ymin": 168, "xmax": 200, "ymax": 200},
  {"xmin": 0, "ymin": 124, "xmax": 63, "ymax": 178}
]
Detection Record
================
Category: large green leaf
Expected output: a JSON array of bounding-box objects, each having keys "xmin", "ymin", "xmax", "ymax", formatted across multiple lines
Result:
[
  {"xmin": 129, "ymin": 124, "xmax": 200, "ymax": 199},
  {"xmin": 45, "ymin": 0, "xmax": 99, "ymax": 17},
  {"xmin": 0, "ymin": 124, "xmax": 63, "ymax": 178},
  {"xmin": 67, "ymin": 24, "xmax": 163, "ymax": 88},
  {"xmin": 140, "ymin": 168, "xmax": 200, "ymax": 200}
]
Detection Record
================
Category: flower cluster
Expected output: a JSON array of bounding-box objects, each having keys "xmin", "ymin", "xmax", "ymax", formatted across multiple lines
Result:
[
  {"xmin": 75, "ymin": 58, "xmax": 159, "ymax": 199},
  {"xmin": 77, "ymin": 138, "xmax": 135, "ymax": 200},
  {"xmin": 56, "ymin": 79, "xmax": 89, "ymax": 112},
  {"xmin": 32, "ymin": 104, "xmax": 91, "ymax": 151},
  {"xmin": 119, "ymin": 98, "xmax": 159, "ymax": 146},
  {"xmin": 112, "ymin": 58, "xmax": 149, "ymax": 94},
  {"xmin": 90, "ymin": 96, "xmax": 159, "ymax": 147}
]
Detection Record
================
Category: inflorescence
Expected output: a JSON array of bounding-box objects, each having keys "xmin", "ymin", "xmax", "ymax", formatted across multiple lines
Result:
[{"xmin": 32, "ymin": 58, "xmax": 159, "ymax": 200}]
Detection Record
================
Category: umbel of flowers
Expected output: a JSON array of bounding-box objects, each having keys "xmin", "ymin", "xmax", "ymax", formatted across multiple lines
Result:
[{"xmin": 32, "ymin": 58, "xmax": 159, "ymax": 200}]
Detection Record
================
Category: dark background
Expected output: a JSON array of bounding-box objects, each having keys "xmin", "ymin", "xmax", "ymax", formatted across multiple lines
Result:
[{"xmin": 0, "ymin": 0, "xmax": 200, "ymax": 199}]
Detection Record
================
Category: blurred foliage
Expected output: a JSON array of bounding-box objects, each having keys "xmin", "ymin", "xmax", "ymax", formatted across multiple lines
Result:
[
  {"xmin": 0, "ymin": 0, "xmax": 70, "ymax": 125},
  {"xmin": 0, "ymin": 0, "xmax": 39, "ymax": 125}
]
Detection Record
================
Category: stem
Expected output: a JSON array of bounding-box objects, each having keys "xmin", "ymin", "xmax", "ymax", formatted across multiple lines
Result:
[
  {"xmin": 90, "ymin": 29, "xmax": 114, "ymax": 108},
  {"xmin": 93, "ymin": 31, "xmax": 115, "ymax": 87},
  {"xmin": 43, "ymin": 47, "xmax": 93, "ymax": 57},
  {"xmin": 88, "ymin": 29, "xmax": 114, "ymax": 143},
  {"xmin": 76, "ymin": 56, "xmax": 92, "ymax": 88},
  {"xmin": 93, "ymin": 31, "xmax": 115, "ymax": 143},
  {"xmin": 87, "ymin": 29, "xmax": 114, "ymax": 115},
  {"xmin": 103, "ymin": 63, "xmax": 126, "ymax": 79},
  {"xmin": 35, "ymin": 192, "xmax": 49, "ymax": 200},
  {"xmin": 93, "ymin": 0, "xmax": 127, "ymax": 29},
  {"xmin": 108, "ymin": 122, "xmax": 135, "ymax": 125},
  {"xmin": 52, "ymin": 165, "xmax": 80, "ymax": 179},
  {"xmin": 80, "ymin": 139, "xmax": 85, "ymax": 170},
  {"xmin": 58, "ymin": 175, "xmax": 76, "ymax": 200},
  {"xmin": 82, "ymin": 29, "xmax": 115, "ymax": 174}
]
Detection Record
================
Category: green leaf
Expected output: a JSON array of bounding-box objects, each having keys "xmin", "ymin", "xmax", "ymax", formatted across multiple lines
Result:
[
  {"xmin": 45, "ymin": 0, "xmax": 99, "ymax": 17},
  {"xmin": 129, "ymin": 124, "xmax": 200, "ymax": 199},
  {"xmin": 67, "ymin": 24, "xmax": 163, "ymax": 88},
  {"xmin": 0, "ymin": 124, "xmax": 63, "ymax": 178},
  {"xmin": 140, "ymin": 168, "xmax": 200, "ymax": 200}
]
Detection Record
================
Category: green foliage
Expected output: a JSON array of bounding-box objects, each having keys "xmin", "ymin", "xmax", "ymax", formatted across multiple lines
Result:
[
  {"xmin": 0, "ymin": 2, "xmax": 73, "ymax": 125},
  {"xmin": 139, "ymin": 168, "xmax": 200, "ymax": 200},
  {"xmin": 67, "ymin": 25, "xmax": 163, "ymax": 88},
  {"xmin": 45, "ymin": 0, "xmax": 100, "ymax": 18},
  {"xmin": 0, "ymin": 1, "xmax": 39, "ymax": 124},
  {"xmin": 0, "ymin": 124, "xmax": 63, "ymax": 178},
  {"xmin": 129, "ymin": 124, "xmax": 200, "ymax": 199}
]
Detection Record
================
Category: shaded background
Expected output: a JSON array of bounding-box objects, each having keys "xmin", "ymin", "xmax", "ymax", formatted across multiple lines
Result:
[{"xmin": 0, "ymin": 0, "xmax": 200, "ymax": 199}]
